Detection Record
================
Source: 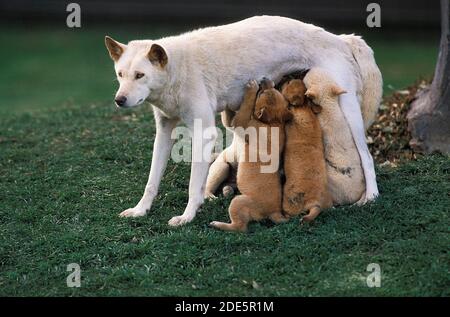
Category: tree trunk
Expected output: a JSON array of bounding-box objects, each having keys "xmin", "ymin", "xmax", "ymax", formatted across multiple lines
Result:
[{"xmin": 407, "ymin": 0, "xmax": 450, "ymax": 154}]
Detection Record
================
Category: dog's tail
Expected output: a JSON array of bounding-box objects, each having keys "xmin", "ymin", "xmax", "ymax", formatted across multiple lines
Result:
[{"xmin": 340, "ymin": 34, "xmax": 383, "ymax": 130}]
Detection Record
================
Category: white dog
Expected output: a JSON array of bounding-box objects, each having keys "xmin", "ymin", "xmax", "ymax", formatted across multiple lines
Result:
[{"xmin": 105, "ymin": 16, "xmax": 382, "ymax": 226}]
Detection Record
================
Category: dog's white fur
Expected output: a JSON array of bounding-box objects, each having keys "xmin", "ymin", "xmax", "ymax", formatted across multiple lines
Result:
[
  {"xmin": 338, "ymin": 34, "xmax": 382, "ymax": 130},
  {"xmin": 105, "ymin": 16, "xmax": 382, "ymax": 226}
]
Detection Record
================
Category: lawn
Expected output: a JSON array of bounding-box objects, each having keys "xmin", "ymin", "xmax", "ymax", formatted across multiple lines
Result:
[{"xmin": 0, "ymin": 24, "xmax": 448, "ymax": 296}]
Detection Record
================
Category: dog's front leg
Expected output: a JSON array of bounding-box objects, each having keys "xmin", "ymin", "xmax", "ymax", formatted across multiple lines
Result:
[
  {"xmin": 120, "ymin": 108, "xmax": 179, "ymax": 217},
  {"xmin": 168, "ymin": 108, "xmax": 217, "ymax": 227}
]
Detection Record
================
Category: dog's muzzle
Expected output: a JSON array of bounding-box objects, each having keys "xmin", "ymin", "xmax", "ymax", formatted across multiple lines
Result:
[{"xmin": 115, "ymin": 95, "xmax": 127, "ymax": 107}]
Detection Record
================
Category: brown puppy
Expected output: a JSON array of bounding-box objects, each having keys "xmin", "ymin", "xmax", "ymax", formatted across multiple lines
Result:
[
  {"xmin": 210, "ymin": 79, "xmax": 292, "ymax": 232},
  {"xmin": 281, "ymin": 79, "xmax": 332, "ymax": 222}
]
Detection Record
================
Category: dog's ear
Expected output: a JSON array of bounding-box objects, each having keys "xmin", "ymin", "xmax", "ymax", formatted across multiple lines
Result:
[
  {"xmin": 256, "ymin": 107, "xmax": 269, "ymax": 122},
  {"xmin": 311, "ymin": 104, "xmax": 323, "ymax": 114},
  {"xmin": 292, "ymin": 95, "xmax": 305, "ymax": 106},
  {"xmin": 105, "ymin": 36, "xmax": 126, "ymax": 62},
  {"xmin": 148, "ymin": 44, "xmax": 168, "ymax": 68},
  {"xmin": 256, "ymin": 107, "xmax": 265, "ymax": 119},
  {"xmin": 283, "ymin": 109, "xmax": 294, "ymax": 122},
  {"xmin": 280, "ymin": 79, "xmax": 291, "ymax": 91},
  {"xmin": 305, "ymin": 87, "xmax": 318, "ymax": 99},
  {"xmin": 331, "ymin": 85, "xmax": 347, "ymax": 96}
]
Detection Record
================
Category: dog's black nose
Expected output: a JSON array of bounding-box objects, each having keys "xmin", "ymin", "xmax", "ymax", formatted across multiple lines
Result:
[{"xmin": 115, "ymin": 96, "xmax": 127, "ymax": 107}]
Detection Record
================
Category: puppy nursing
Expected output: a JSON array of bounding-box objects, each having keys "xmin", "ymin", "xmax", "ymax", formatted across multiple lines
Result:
[
  {"xmin": 281, "ymin": 79, "xmax": 332, "ymax": 222},
  {"xmin": 303, "ymin": 68, "xmax": 365, "ymax": 205},
  {"xmin": 210, "ymin": 79, "xmax": 291, "ymax": 232},
  {"xmin": 208, "ymin": 68, "xmax": 366, "ymax": 231}
]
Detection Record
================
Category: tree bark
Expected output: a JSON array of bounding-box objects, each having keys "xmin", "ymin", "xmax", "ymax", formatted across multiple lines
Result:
[{"xmin": 407, "ymin": 0, "xmax": 450, "ymax": 154}]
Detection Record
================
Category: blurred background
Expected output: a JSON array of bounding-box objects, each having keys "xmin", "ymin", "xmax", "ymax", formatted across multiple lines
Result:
[{"xmin": 0, "ymin": 0, "xmax": 441, "ymax": 115}]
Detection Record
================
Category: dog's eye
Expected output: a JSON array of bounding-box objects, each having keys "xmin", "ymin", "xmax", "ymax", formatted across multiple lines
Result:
[
  {"xmin": 118, "ymin": 71, "xmax": 123, "ymax": 77},
  {"xmin": 135, "ymin": 72, "xmax": 145, "ymax": 80}
]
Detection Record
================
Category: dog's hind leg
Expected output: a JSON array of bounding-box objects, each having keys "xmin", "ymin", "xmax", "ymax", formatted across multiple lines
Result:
[{"xmin": 339, "ymin": 92, "xmax": 378, "ymax": 204}]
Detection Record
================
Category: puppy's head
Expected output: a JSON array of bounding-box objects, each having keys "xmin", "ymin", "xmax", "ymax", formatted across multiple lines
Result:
[
  {"xmin": 303, "ymin": 68, "xmax": 347, "ymax": 105},
  {"xmin": 281, "ymin": 79, "xmax": 307, "ymax": 106},
  {"xmin": 105, "ymin": 36, "xmax": 169, "ymax": 108},
  {"xmin": 254, "ymin": 78, "xmax": 292, "ymax": 124}
]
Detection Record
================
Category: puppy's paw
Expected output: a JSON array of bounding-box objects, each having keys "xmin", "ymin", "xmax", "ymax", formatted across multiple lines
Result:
[
  {"xmin": 204, "ymin": 192, "xmax": 217, "ymax": 200},
  {"xmin": 222, "ymin": 185, "xmax": 235, "ymax": 197},
  {"xmin": 246, "ymin": 79, "xmax": 259, "ymax": 92},
  {"xmin": 119, "ymin": 207, "xmax": 147, "ymax": 218},
  {"xmin": 168, "ymin": 215, "xmax": 193, "ymax": 227},
  {"xmin": 355, "ymin": 196, "xmax": 366, "ymax": 206}
]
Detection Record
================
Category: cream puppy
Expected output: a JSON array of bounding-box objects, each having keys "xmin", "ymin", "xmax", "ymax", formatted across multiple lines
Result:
[{"xmin": 303, "ymin": 68, "xmax": 365, "ymax": 205}]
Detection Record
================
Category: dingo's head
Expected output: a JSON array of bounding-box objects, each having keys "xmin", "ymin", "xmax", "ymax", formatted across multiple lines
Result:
[{"xmin": 105, "ymin": 36, "xmax": 169, "ymax": 108}]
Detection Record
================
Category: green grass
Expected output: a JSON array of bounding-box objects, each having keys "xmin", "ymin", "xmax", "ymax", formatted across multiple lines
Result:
[
  {"xmin": 0, "ymin": 102, "xmax": 449, "ymax": 296},
  {"xmin": 0, "ymin": 24, "xmax": 448, "ymax": 296},
  {"xmin": 372, "ymin": 38, "xmax": 438, "ymax": 94}
]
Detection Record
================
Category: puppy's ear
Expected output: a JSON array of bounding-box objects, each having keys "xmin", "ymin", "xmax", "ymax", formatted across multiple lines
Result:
[
  {"xmin": 292, "ymin": 95, "xmax": 305, "ymax": 106},
  {"xmin": 331, "ymin": 85, "xmax": 347, "ymax": 96},
  {"xmin": 311, "ymin": 103, "xmax": 323, "ymax": 114},
  {"xmin": 280, "ymin": 79, "xmax": 291, "ymax": 91},
  {"xmin": 256, "ymin": 107, "xmax": 265, "ymax": 119},
  {"xmin": 305, "ymin": 87, "xmax": 318, "ymax": 99},
  {"xmin": 148, "ymin": 44, "xmax": 168, "ymax": 67},
  {"xmin": 256, "ymin": 107, "xmax": 269, "ymax": 123},
  {"xmin": 283, "ymin": 109, "xmax": 294, "ymax": 122},
  {"xmin": 105, "ymin": 36, "xmax": 126, "ymax": 62}
]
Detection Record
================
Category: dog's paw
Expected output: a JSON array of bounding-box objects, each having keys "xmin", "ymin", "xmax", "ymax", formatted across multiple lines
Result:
[
  {"xmin": 354, "ymin": 191, "xmax": 378, "ymax": 206},
  {"xmin": 366, "ymin": 191, "xmax": 379, "ymax": 202},
  {"xmin": 168, "ymin": 215, "xmax": 193, "ymax": 227},
  {"xmin": 119, "ymin": 207, "xmax": 147, "ymax": 218},
  {"xmin": 246, "ymin": 79, "xmax": 259, "ymax": 92}
]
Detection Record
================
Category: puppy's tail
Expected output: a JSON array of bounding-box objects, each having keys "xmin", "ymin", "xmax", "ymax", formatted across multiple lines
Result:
[{"xmin": 340, "ymin": 34, "xmax": 383, "ymax": 130}]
